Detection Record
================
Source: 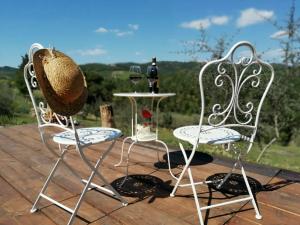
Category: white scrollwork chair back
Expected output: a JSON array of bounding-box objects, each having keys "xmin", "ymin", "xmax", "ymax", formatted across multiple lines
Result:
[
  {"xmin": 171, "ymin": 41, "xmax": 274, "ymax": 225},
  {"xmin": 174, "ymin": 41, "xmax": 274, "ymax": 153},
  {"xmin": 24, "ymin": 43, "xmax": 71, "ymax": 127},
  {"xmin": 203, "ymin": 41, "xmax": 273, "ymax": 150}
]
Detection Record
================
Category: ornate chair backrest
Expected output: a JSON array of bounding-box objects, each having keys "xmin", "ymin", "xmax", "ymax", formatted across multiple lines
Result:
[
  {"xmin": 197, "ymin": 41, "xmax": 274, "ymax": 152},
  {"xmin": 24, "ymin": 43, "xmax": 75, "ymax": 138}
]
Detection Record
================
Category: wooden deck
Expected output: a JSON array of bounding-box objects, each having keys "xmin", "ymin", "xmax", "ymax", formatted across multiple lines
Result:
[{"xmin": 0, "ymin": 124, "xmax": 299, "ymax": 225}]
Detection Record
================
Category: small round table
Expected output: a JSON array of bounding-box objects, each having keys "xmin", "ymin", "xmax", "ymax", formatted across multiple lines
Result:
[{"xmin": 113, "ymin": 92, "xmax": 176, "ymax": 181}]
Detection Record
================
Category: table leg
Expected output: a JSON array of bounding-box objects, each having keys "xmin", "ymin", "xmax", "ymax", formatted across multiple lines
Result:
[
  {"xmin": 120, "ymin": 140, "xmax": 138, "ymax": 186},
  {"xmin": 155, "ymin": 140, "xmax": 178, "ymax": 180},
  {"xmin": 115, "ymin": 136, "xmax": 132, "ymax": 167}
]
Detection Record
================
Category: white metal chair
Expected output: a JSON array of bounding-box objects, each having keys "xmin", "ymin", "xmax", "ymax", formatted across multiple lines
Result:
[
  {"xmin": 170, "ymin": 41, "xmax": 274, "ymax": 224},
  {"xmin": 24, "ymin": 43, "xmax": 127, "ymax": 225}
]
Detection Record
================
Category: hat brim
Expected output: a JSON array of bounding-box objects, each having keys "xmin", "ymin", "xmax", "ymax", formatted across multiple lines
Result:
[{"xmin": 33, "ymin": 49, "xmax": 87, "ymax": 117}]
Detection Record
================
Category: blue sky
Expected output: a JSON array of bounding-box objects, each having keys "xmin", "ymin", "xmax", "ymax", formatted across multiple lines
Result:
[{"xmin": 0, "ymin": 0, "xmax": 297, "ymax": 67}]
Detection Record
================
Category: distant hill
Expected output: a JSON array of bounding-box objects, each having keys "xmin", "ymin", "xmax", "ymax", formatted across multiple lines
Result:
[
  {"xmin": 79, "ymin": 61, "xmax": 203, "ymax": 79},
  {"xmin": 0, "ymin": 66, "xmax": 18, "ymax": 80},
  {"xmin": 0, "ymin": 66, "xmax": 17, "ymax": 72},
  {"xmin": 0, "ymin": 61, "xmax": 203, "ymax": 82}
]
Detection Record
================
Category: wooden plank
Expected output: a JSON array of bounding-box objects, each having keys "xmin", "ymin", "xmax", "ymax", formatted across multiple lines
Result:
[
  {"xmin": 0, "ymin": 127, "xmax": 42, "ymax": 151},
  {"xmin": 0, "ymin": 133, "xmax": 124, "ymax": 222},
  {"xmin": 0, "ymin": 149, "xmax": 73, "ymax": 205},
  {"xmin": 105, "ymin": 201, "xmax": 193, "ymax": 225},
  {"xmin": 1, "ymin": 125, "xmax": 300, "ymax": 225},
  {"xmin": 0, "ymin": 177, "xmax": 57, "ymax": 225},
  {"xmin": 255, "ymin": 176, "xmax": 300, "ymax": 217},
  {"xmin": 234, "ymin": 201, "xmax": 300, "ymax": 225},
  {"xmin": 4, "ymin": 126, "xmax": 258, "ymax": 223},
  {"xmin": 0, "ymin": 217, "xmax": 20, "ymax": 225},
  {"xmin": 264, "ymin": 176, "xmax": 300, "ymax": 196},
  {"xmin": 228, "ymin": 216, "xmax": 262, "ymax": 225},
  {"xmin": 90, "ymin": 215, "xmax": 125, "ymax": 225},
  {"xmin": 40, "ymin": 206, "xmax": 87, "ymax": 225}
]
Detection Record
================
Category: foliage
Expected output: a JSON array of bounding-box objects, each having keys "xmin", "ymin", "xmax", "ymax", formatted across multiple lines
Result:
[
  {"xmin": 0, "ymin": 114, "xmax": 35, "ymax": 126},
  {"xmin": 4, "ymin": 56, "xmax": 300, "ymax": 147},
  {"xmin": 15, "ymin": 54, "xmax": 29, "ymax": 94},
  {"xmin": 260, "ymin": 0, "xmax": 300, "ymax": 145},
  {"xmin": 0, "ymin": 66, "xmax": 17, "ymax": 80},
  {"xmin": 177, "ymin": 27, "xmax": 238, "ymax": 60},
  {"xmin": 0, "ymin": 80, "xmax": 14, "ymax": 116}
]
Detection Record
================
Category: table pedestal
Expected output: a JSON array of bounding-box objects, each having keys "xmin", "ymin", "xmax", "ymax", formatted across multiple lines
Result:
[{"xmin": 113, "ymin": 92, "xmax": 177, "ymax": 182}]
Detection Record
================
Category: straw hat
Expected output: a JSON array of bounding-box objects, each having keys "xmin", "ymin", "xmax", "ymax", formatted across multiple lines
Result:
[{"xmin": 33, "ymin": 48, "xmax": 87, "ymax": 116}]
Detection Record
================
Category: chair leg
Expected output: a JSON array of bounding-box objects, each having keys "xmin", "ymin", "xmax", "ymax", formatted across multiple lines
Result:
[
  {"xmin": 67, "ymin": 153, "xmax": 106, "ymax": 225},
  {"xmin": 33, "ymin": 138, "xmax": 128, "ymax": 225},
  {"xmin": 79, "ymin": 140, "xmax": 128, "ymax": 206},
  {"xmin": 170, "ymin": 161, "xmax": 191, "ymax": 197},
  {"xmin": 59, "ymin": 145, "xmax": 84, "ymax": 182},
  {"xmin": 239, "ymin": 162, "xmax": 262, "ymax": 219},
  {"xmin": 31, "ymin": 149, "xmax": 68, "ymax": 213},
  {"xmin": 170, "ymin": 143, "xmax": 195, "ymax": 197},
  {"xmin": 217, "ymin": 162, "xmax": 238, "ymax": 189},
  {"xmin": 187, "ymin": 167, "xmax": 205, "ymax": 225},
  {"xmin": 94, "ymin": 172, "xmax": 128, "ymax": 206}
]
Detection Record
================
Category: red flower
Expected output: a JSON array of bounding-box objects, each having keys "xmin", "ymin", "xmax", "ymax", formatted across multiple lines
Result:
[{"xmin": 141, "ymin": 109, "xmax": 152, "ymax": 119}]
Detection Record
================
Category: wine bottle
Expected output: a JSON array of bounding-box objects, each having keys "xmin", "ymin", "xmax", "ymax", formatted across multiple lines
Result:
[{"xmin": 147, "ymin": 57, "xmax": 159, "ymax": 93}]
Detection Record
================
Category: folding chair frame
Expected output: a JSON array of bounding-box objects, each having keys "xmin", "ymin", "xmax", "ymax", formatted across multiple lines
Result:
[
  {"xmin": 170, "ymin": 41, "xmax": 274, "ymax": 225},
  {"xmin": 170, "ymin": 143, "xmax": 261, "ymax": 225},
  {"xmin": 24, "ymin": 43, "xmax": 127, "ymax": 225}
]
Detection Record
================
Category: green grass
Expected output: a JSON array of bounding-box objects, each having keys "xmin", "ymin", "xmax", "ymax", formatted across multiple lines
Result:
[
  {"xmin": 0, "ymin": 114, "xmax": 36, "ymax": 126},
  {"xmin": 76, "ymin": 115, "xmax": 101, "ymax": 127}
]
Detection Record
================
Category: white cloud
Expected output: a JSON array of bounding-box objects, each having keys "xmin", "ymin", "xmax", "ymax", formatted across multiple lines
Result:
[
  {"xmin": 95, "ymin": 27, "xmax": 108, "ymax": 33},
  {"xmin": 180, "ymin": 16, "xmax": 229, "ymax": 30},
  {"xmin": 262, "ymin": 48, "xmax": 284, "ymax": 61},
  {"xmin": 135, "ymin": 51, "xmax": 141, "ymax": 56},
  {"xmin": 95, "ymin": 26, "xmax": 135, "ymax": 37},
  {"xmin": 76, "ymin": 47, "xmax": 107, "ymax": 56},
  {"xmin": 181, "ymin": 18, "xmax": 211, "ymax": 29},
  {"xmin": 211, "ymin": 16, "xmax": 229, "ymax": 25},
  {"xmin": 116, "ymin": 31, "xmax": 133, "ymax": 37},
  {"xmin": 237, "ymin": 8, "xmax": 274, "ymax": 27},
  {"xmin": 270, "ymin": 30, "xmax": 288, "ymax": 39},
  {"xmin": 110, "ymin": 29, "xmax": 120, "ymax": 33},
  {"xmin": 128, "ymin": 24, "xmax": 139, "ymax": 30}
]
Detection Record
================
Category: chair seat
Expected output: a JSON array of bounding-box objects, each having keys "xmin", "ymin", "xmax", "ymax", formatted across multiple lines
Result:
[
  {"xmin": 173, "ymin": 125, "xmax": 241, "ymax": 145},
  {"xmin": 53, "ymin": 127, "xmax": 122, "ymax": 146}
]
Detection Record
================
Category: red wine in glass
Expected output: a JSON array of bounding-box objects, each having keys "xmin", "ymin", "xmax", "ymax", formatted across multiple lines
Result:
[{"xmin": 129, "ymin": 65, "xmax": 142, "ymax": 92}]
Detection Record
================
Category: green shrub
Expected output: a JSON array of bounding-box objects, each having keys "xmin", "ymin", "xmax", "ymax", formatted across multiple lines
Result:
[{"xmin": 0, "ymin": 80, "xmax": 14, "ymax": 117}]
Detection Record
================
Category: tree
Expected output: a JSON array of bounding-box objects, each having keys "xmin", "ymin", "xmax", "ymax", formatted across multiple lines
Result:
[
  {"xmin": 279, "ymin": 0, "xmax": 300, "ymax": 72},
  {"xmin": 178, "ymin": 27, "xmax": 238, "ymax": 61},
  {"xmin": 0, "ymin": 80, "xmax": 14, "ymax": 116},
  {"xmin": 262, "ymin": 0, "xmax": 300, "ymax": 145},
  {"xmin": 15, "ymin": 54, "xmax": 29, "ymax": 94}
]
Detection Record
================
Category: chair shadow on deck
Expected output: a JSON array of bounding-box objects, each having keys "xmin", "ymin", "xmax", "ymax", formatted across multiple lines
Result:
[
  {"xmin": 204, "ymin": 173, "xmax": 299, "ymax": 225},
  {"xmin": 109, "ymin": 150, "xmax": 214, "ymax": 205},
  {"xmin": 154, "ymin": 150, "xmax": 214, "ymax": 169},
  {"xmin": 111, "ymin": 174, "xmax": 173, "ymax": 204},
  {"xmin": 110, "ymin": 149, "xmax": 298, "ymax": 225},
  {"xmin": 154, "ymin": 149, "xmax": 298, "ymax": 225}
]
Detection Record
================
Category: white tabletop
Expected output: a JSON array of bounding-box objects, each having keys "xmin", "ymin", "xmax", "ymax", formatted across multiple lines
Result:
[{"xmin": 114, "ymin": 92, "xmax": 176, "ymax": 98}]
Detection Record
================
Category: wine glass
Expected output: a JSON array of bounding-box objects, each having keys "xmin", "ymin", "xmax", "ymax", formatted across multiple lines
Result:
[{"xmin": 129, "ymin": 65, "xmax": 142, "ymax": 92}]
